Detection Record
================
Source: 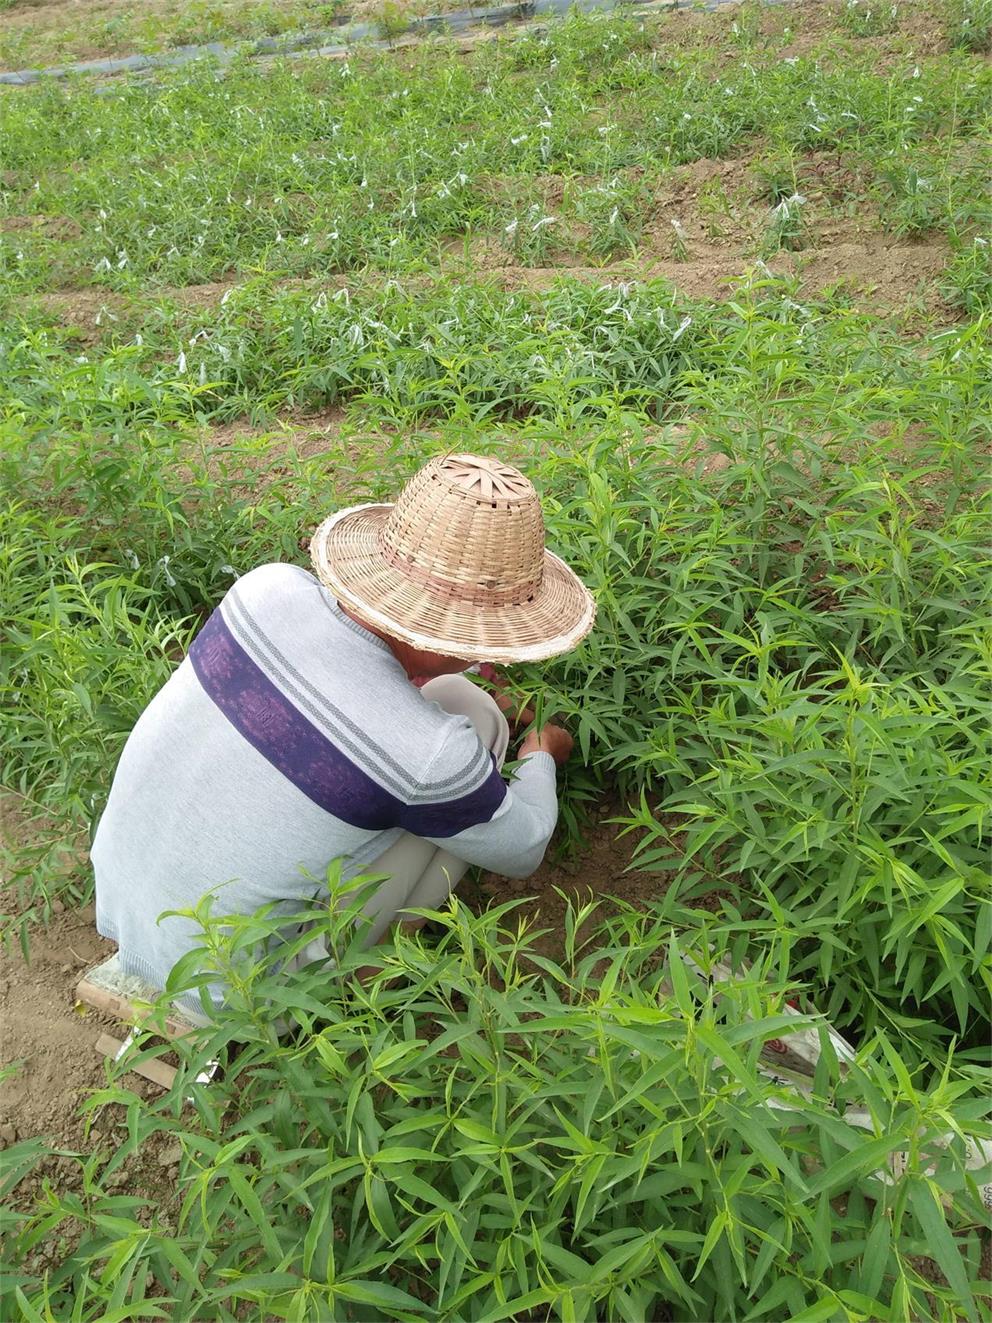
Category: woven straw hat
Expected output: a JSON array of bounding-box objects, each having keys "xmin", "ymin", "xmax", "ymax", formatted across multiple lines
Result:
[{"xmin": 310, "ymin": 454, "xmax": 595, "ymax": 662}]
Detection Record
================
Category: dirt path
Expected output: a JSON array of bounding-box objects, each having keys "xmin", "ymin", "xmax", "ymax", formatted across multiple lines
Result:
[{"xmin": 0, "ymin": 903, "xmax": 117, "ymax": 1153}]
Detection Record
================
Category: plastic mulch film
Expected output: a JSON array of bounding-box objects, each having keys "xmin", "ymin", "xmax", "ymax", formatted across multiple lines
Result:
[{"xmin": 680, "ymin": 952, "xmax": 992, "ymax": 1211}]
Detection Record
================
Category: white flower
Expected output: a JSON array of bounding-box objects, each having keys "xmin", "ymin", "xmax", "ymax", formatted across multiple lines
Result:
[
  {"xmin": 125, "ymin": 549, "xmax": 140, "ymax": 569},
  {"xmin": 177, "ymin": 350, "xmax": 187, "ymax": 373},
  {"xmin": 672, "ymin": 316, "xmax": 692, "ymax": 343},
  {"xmin": 158, "ymin": 555, "xmax": 177, "ymax": 587},
  {"xmin": 774, "ymin": 193, "xmax": 806, "ymax": 217}
]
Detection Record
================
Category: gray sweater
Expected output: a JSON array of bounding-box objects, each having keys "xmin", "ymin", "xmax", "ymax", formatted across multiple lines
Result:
[{"xmin": 92, "ymin": 563, "xmax": 558, "ymax": 1000}]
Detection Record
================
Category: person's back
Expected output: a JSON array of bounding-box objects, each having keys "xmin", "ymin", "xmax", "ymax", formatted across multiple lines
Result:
[
  {"xmin": 93, "ymin": 561, "xmax": 559, "ymax": 1003},
  {"xmin": 94, "ymin": 455, "xmax": 595, "ymax": 1013}
]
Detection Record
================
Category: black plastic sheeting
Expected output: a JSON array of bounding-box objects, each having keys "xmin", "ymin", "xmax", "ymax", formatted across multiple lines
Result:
[{"xmin": 0, "ymin": 0, "xmax": 747, "ymax": 88}]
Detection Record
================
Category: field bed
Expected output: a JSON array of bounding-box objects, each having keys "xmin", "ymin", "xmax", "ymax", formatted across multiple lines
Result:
[
  {"xmin": 2, "ymin": 1, "xmax": 991, "ymax": 1319},
  {"xmin": 0, "ymin": 0, "xmax": 479, "ymax": 72}
]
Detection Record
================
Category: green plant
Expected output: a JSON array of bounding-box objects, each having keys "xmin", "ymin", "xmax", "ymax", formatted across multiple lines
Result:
[
  {"xmin": 567, "ymin": 175, "xmax": 647, "ymax": 259},
  {"xmin": 841, "ymin": 0, "xmax": 901, "ymax": 36},
  {"xmin": 729, "ymin": 1, "xmax": 765, "ymax": 48},
  {"xmin": 942, "ymin": 235, "xmax": 992, "ymax": 312},
  {"xmin": 4, "ymin": 894, "xmax": 989, "ymax": 1321},
  {"xmin": 668, "ymin": 217, "xmax": 689, "ymax": 261},
  {"xmin": 376, "ymin": 0, "xmax": 411, "ymax": 43},
  {"xmin": 2, "ymin": 16, "xmax": 989, "ymax": 297},
  {"xmin": 761, "ymin": 190, "xmax": 809, "ymax": 252},
  {"xmin": 945, "ymin": 0, "xmax": 992, "ymax": 50},
  {"xmin": 752, "ymin": 151, "xmax": 800, "ymax": 205},
  {"xmin": 3, "ymin": 5, "xmax": 992, "ymax": 1310}
]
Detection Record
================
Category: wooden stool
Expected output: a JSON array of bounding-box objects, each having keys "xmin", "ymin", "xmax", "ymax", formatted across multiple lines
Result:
[{"xmin": 76, "ymin": 954, "xmax": 217, "ymax": 1092}]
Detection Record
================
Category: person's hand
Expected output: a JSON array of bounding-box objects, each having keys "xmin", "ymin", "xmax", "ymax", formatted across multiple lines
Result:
[
  {"xmin": 518, "ymin": 723, "xmax": 573, "ymax": 767},
  {"xmin": 493, "ymin": 688, "xmax": 536, "ymax": 727},
  {"xmin": 483, "ymin": 665, "xmax": 536, "ymax": 727}
]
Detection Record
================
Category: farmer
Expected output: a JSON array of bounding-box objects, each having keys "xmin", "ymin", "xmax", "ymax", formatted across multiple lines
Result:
[{"xmin": 92, "ymin": 454, "xmax": 595, "ymax": 1013}]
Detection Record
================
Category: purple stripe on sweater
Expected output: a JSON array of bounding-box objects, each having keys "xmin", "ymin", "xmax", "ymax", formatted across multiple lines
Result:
[{"xmin": 188, "ymin": 608, "xmax": 507, "ymax": 838}]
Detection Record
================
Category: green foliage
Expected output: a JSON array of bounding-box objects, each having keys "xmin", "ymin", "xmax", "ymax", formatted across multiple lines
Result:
[
  {"xmin": 751, "ymin": 151, "xmax": 800, "ymax": 206},
  {"xmin": 564, "ymin": 175, "xmax": 649, "ymax": 260},
  {"xmin": 4, "ymin": 895, "xmax": 990, "ymax": 1322},
  {"xmin": 3, "ymin": 275, "xmax": 990, "ymax": 1059},
  {"xmin": 873, "ymin": 148, "xmax": 990, "ymax": 240},
  {"xmin": 0, "ymin": 0, "xmax": 358, "ymax": 68},
  {"xmin": 945, "ymin": 0, "xmax": 992, "ymax": 50},
  {"xmin": 376, "ymin": 0, "xmax": 412, "ymax": 42},
  {"xmin": 761, "ymin": 190, "xmax": 809, "ymax": 252},
  {"xmin": 1, "ymin": 14, "xmax": 990, "ymax": 294},
  {"xmin": 841, "ymin": 0, "xmax": 902, "ymax": 36},
  {"xmin": 942, "ymin": 235, "xmax": 992, "ymax": 313},
  {"xmin": 2, "ymin": 6, "xmax": 992, "ymax": 1314}
]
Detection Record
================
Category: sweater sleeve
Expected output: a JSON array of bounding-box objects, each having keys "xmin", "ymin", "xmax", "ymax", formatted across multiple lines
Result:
[
  {"xmin": 427, "ymin": 752, "xmax": 559, "ymax": 878},
  {"xmin": 390, "ymin": 712, "xmax": 559, "ymax": 877}
]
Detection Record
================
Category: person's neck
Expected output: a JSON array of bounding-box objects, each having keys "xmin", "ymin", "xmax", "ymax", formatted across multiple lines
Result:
[{"xmin": 339, "ymin": 604, "xmax": 415, "ymax": 678}]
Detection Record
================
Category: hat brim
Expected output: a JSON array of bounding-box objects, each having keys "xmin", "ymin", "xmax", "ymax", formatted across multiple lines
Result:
[{"xmin": 310, "ymin": 503, "xmax": 596, "ymax": 663}]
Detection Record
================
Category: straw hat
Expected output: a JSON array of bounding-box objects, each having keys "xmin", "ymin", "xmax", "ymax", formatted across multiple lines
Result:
[{"xmin": 310, "ymin": 454, "xmax": 596, "ymax": 662}]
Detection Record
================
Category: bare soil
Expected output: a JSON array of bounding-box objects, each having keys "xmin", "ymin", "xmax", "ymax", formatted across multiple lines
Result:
[
  {"xmin": 0, "ymin": 901, "xmax": 117, "ymax": 1150},
  {"xmin": 476, "ymin": 808, "xmax": 667, "ymax": 958},
  {"xmin": 671, "ymin": 0, "xmax": 949, "ymax": 58}
]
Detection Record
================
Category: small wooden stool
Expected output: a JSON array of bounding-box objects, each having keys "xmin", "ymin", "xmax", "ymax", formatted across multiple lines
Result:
[{"xmin": 76, "ymin": 954, "xmax": 217, "ymax": 1092}]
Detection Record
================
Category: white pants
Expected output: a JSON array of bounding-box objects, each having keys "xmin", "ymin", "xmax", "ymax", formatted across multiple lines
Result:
[
  {"xmin": 288, "ymin": 673, "xmax": 510, "ymax": 971},
  {"xmin": 353, "ymin": 674, "xmax": 510, "ymax": 945},
  {"xmin": 177, "ymin": 676, "xmax": 509, "ymax": 1024}
]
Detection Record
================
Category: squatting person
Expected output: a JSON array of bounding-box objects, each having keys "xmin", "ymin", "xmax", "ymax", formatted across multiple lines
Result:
[{"xmin": 92, "ymin": 453, "xmax": 596, "ymax": 1015}]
